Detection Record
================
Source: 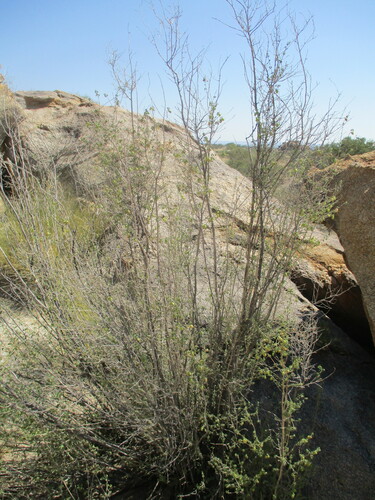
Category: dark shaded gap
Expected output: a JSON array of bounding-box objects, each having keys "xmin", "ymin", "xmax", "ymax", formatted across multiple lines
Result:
[
  {"xmin": 291, "ymin": 273, "xmax": 374, "ymax": 355},
  {"xmin": 0, "ymin": 135, "xmax": 15, "ymax": 195}
]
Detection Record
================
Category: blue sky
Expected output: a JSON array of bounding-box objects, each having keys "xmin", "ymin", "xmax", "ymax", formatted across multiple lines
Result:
[{"xmin": 1, "ymin": 0, "xmax": 374, "ymax": 143}]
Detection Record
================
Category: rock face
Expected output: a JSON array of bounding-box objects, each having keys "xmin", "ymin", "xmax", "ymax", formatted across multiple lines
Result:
[
  {"xmin": 1, "ymin": 89, "xmax": 374, "ymax": 499},
  {"xmin": 325, "ymin": 152, "xmax": 375, "ymax": 346}
]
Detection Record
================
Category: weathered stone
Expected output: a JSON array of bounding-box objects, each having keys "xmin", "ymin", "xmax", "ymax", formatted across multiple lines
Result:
[
  {"xmin": 325, "ymin": 152, "xmax": 375, "ymax": 346},
  {"xmin": 14, "ymin": 90, "xmax": 89, "ymax": 109}
]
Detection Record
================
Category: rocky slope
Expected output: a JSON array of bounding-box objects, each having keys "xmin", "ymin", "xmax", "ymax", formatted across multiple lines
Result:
[{"xmin": 1, "ymin": 88, "xmax": 374, "ymax": 498}]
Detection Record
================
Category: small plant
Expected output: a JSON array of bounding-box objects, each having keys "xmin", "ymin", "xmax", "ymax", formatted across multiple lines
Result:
[{"xmin": 202, "ymin": 320, "xmax": 321, "ymax": 499}]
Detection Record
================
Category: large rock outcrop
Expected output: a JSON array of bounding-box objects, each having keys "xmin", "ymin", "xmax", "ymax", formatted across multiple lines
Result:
[
  {"xmin": 1, "ymin": 90, "xmax": 316, "ymax": 322},
  {"xmin": 325, "ymin": 152, "xmax": 375, "ymax": 346}
]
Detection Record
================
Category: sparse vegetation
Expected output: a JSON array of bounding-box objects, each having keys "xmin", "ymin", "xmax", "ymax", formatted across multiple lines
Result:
[{"xmin": 214, "ymin": 136, "xmax": 375, "ymax": 177}]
